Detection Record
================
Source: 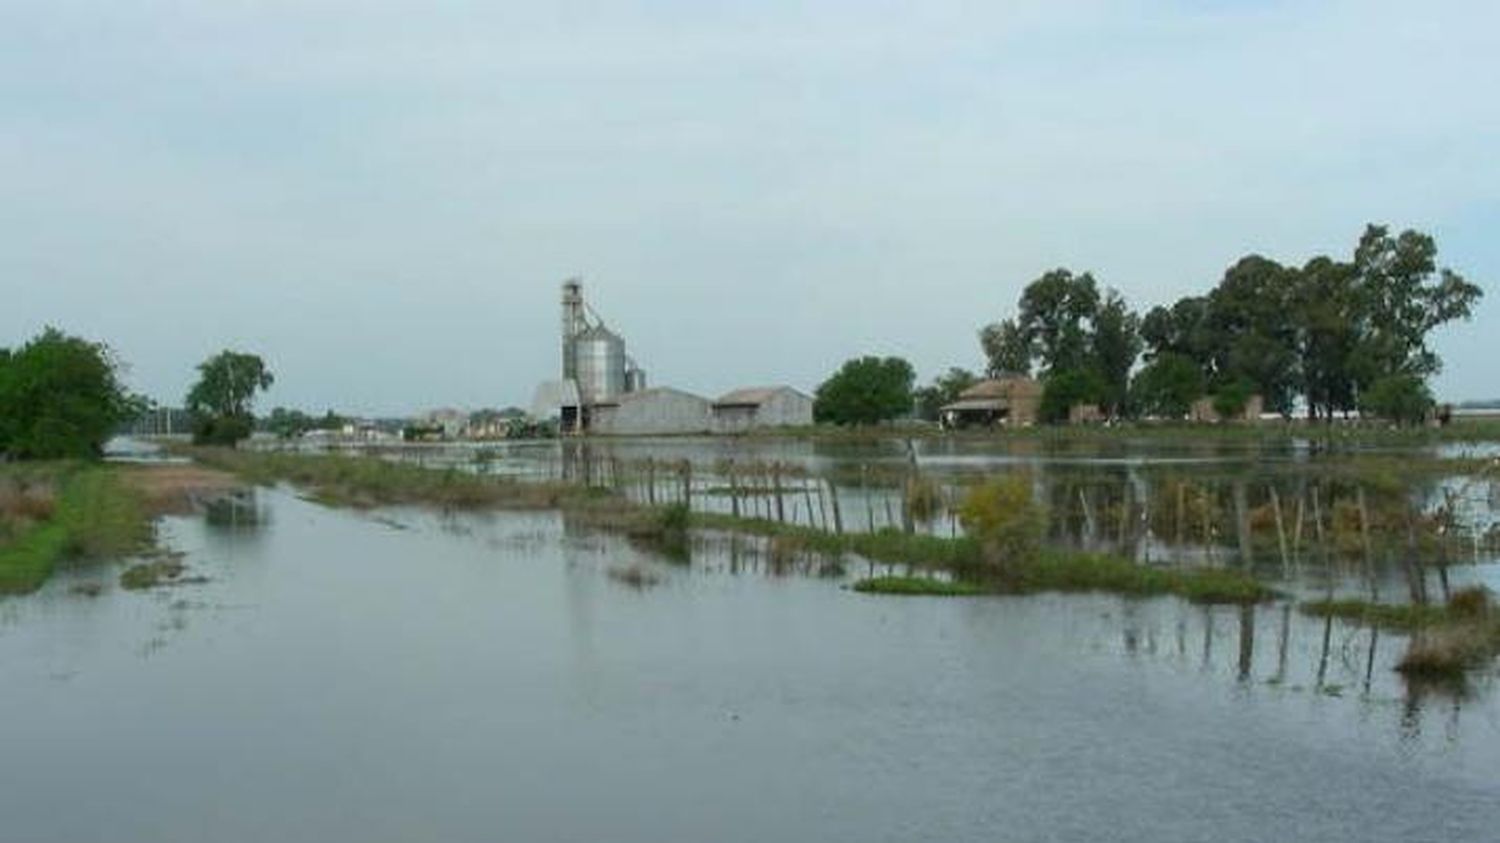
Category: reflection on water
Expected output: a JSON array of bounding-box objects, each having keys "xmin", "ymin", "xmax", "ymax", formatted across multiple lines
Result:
[{"xmin": 2, "ymin": 488, "xmax": 1497, "ymax": 842}]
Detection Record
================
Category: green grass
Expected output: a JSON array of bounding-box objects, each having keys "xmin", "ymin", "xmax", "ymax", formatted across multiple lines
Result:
[
  {"xmin": 0, "ymin": 521, "xmax": 70, "ymax": 594},
  {"xmin": 0, "ymin": 466, "xmax": 152, "ymax": 595},
  {"xmin": 852, "ymin": 576, "xmax": 982, "ymax": 596}
]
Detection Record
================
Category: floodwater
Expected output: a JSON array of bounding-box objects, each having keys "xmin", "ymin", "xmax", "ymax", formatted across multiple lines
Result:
[
  {"xmin": 290, "ymin": 434, "xmax": 1500, "ymax": 598},
  {"xmin": 3, "ymin": 485, "xmax": 1498, "ymax": 842}
]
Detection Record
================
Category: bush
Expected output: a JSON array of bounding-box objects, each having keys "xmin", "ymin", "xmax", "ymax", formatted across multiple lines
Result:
[{"xmin": 957, "ymin": 475, "xmax": 1046, "ymax": 576}]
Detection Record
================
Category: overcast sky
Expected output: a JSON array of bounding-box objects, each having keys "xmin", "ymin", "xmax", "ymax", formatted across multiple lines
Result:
[{"xmin": 3, "ymin": 0, "xmax": 1497, "ymax": 414}]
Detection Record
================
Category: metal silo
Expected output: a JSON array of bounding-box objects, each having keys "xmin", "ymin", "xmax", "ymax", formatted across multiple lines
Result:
[{"xmin": 573, "ymin": 324, "xmax": 626, "ymax": 404}]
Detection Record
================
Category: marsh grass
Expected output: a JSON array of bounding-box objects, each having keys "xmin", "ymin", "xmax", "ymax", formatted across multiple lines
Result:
[
  {"xmin": 852, "ymin": 576, "xmax": 982, "ymax": 596},
  {"xmin": 0, "ymin": 466, "xmax": 153, "ymax": 594},
  {"xmin": 1302, "ymin": 587, "xmax": 1500, "ymax": 677}
]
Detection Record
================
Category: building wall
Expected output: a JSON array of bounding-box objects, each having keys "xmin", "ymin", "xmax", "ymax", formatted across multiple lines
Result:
[
  {"xmin": 710, "ymin": 388, "xmax": 814, "ymax": 433},
  {"xmin": 590, "ymin": 389, "xmax": 711, "ymax": 435}
]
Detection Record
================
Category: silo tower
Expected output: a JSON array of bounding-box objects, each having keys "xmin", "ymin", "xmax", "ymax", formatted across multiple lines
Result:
[{"xmin": 561, "ymin": 278, "xmax": 586, "ymax": 382}]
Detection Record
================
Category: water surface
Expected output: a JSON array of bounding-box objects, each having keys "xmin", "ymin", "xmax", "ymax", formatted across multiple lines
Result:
[{"xmin": 2, "ymin": 487, "xmax": 1497, "ymax": 842}]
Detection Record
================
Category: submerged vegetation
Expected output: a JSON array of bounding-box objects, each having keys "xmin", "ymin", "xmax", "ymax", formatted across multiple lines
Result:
[
  {"xmin": 852, "ymin": 576, "xmax": 982, "ymax": 596},
  {"xmin": 0, "ymin": 465, "xmax": 154, "ymax": 594},
  {"xmin": 1303, "ymin": 587, "xmax": 1500, "ymax": 677}
]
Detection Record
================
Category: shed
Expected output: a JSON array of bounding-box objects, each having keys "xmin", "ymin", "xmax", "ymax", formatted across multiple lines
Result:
[
  {"xmin": 589, "ymin": 387, "xmax": 712, "ymax": 436},
  {"xmin": 939, "ymin": 376, "xmax": 1042, "ymax": 428},
  {"xmin": 711, "ymin": 386, "xmax": 814, "ymax": 433}
]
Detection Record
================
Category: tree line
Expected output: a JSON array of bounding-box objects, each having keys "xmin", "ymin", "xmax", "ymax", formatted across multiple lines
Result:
[
  {"xmin": 815, "ymin": 224, "xmax": 1482, "ymax": 426},
  {"xmin": 1, "ymin": 328, "xmax": 273, "ymax": 460}
]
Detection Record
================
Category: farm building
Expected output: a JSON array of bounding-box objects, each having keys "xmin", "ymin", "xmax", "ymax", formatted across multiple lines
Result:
[
  {"xmin": 939, "ymin": 376, "xmax": 1042, "ymax": 428},
  {"xmin": 711, "ymin": 386, "xmax": 814, "ymax": 433},
  {"xmin": 589, "ymin": 387, "xmax": 712, "ymax": 436},
  {"xmin": 1189, "ymin": 394, "xmax": 1264, "ymax": 423}
]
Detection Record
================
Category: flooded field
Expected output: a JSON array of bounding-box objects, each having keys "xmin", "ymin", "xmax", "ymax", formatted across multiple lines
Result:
[
  {"xmin": 284, "ymin": 434, "xmax": 1500, "ymax": 600},
  {"xmin": 2, "ymin": 478, "xmax": 1499, "ymax": 842}
]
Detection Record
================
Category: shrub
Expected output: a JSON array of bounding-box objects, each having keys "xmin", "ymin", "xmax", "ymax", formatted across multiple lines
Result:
[{"xmin": 957, "ymin": 475, "xmax": 1046, "ymax": 577}]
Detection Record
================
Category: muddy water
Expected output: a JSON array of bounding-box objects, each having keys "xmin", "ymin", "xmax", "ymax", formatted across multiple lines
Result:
[{"xmin": 2, "ymin": 487, "xmax": 1497, "ymax": 842}]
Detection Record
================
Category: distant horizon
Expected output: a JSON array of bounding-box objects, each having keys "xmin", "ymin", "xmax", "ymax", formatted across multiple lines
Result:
[{"xmin": 4, "ymin": 2, "xmax": 1496, "ymax": 415}]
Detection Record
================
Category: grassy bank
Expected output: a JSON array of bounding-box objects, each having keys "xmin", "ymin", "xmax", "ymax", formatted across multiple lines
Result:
[
  {"xmin": 1302, "ymin": 587, "xmax": 1500, "ymax": 676},
  {"xmin": 181, "ymin": 446, "xmax": 586, "ymax": 510},
  {"xmin": 0, "ymin": 466, "xmax": 153, "ymax": 594}
]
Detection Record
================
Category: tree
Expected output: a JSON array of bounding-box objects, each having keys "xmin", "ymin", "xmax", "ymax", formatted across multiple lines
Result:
[
  {"xmin": 1038, "ymin": 369, "xmax": 1104, "ymax": 424},
  {"xmin": 1190, "ymin": 255, "xmax": 1301, "ymax": 414},
  {"xmin": 186, "ymin": 351, "xmax": 274, "ymax": 445},
  {"xmin": 1292, "ymin": 256, "xmax": 1360, "ymax": 420},
  {"xmin": 914, "ymin": 367, "xmax": 979, "ymax": 421},
  {"xmin": 813, "ymin": 356, "xmax": 915, "ymax": 425},
  {"xmin": 1211, "ymin": 378, "xmax": 1256, "ymax": 420},
  {"xmin": 979, "ymin": 319, "xmax": 1032, "ymax": 377},
  {"xmin": 0, "ymin": 328, "xmax": 139, "ymax": 459},
  {"xmin": 1360, "ymin": 373, "xmax": 1433, "ymax": 426},
  {"xmin": 1016, "ymin": 269, "xmax": 1101, "ymax": 376},
  {"xmin": 1350, "ymin": 225, "xmax": 1482, "ymax": 384},
  {"xmin": 1090, "ymin": 290, "xmax": 1141, "ymax": 418},
  {"xmin": 1130, "ymin": 353, "xmax": 1203, "ymax": 420}
]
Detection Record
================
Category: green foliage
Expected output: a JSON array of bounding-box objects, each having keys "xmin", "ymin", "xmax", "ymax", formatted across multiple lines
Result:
[
  {"xmin": 981, "ymin": 272, "xmax": 1139, "ymax": 420},
  {"xmin": 0, "ymin": 328, "xmax": 139, "ymax": 460},
  {"xmin": 1017, "ymin": 268, "xmax": 1102, "ymax": 375},
  {"xmin": 813, "ymin": 356, "xmax": 915, "ymax": 425},
  {"xmin": 1039, "ymin": 369, "xmax": 1104, "ymax": 424},
  {"xmin": 957, "ymin": 475, "xmax": 1046, "ymax": 573},
  {"xmin": 1211, "ymin": 378, "xmax": 1255, "ymax": 420},
  {"xmin": 1360, "ymin": 373, "xmax": 1433, "ymax": 426},
  {"xmin": 186, "ymin": 350, "xmax": 273, "ymax": 445},
  {"xmin": 1091, "ymin": 290, "xmax": 1141, "ymax": 417},
  {"xmin": 914, "ymin": 367, "xmax": 978, "ymax": 421},
  {"xmin": 264, "ymin": 407, "xmax": 347, "ymax": 439},
  {"xmin": 852, "ymin": 576, "xmax": 982, "ymax": 596},
  {"xmin": 0, "ymin": 467, "xmax": 151, "ymax": 594},
  {"xmin": 1137, "ymin": 224, "xmax": 1480, "ymax": 421},
  {"xmin": 1130, "ymin": 353, "xmax": 1204, "ymax": 419},
  {"xmin": 979, "ymin": 319, "xmax": 1032, "ymax": 377}
]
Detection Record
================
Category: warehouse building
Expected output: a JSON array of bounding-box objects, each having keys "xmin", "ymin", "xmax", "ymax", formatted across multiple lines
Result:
[
  {"xmin": 589, "ymin": 387, "xmax": 712, "ymax": 436},
  {"xmin": 711, "ymin": 386, "xmax": 814, "ymax": 433}
]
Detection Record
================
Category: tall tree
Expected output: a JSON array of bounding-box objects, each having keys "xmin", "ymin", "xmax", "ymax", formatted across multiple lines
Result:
[
  {"xmin": 186, "ymin": 350, "xmax": 274, "ymax": 445},
  {"xmin": 1090, "ymin": 290, "xmax": 1141, "ymax": 418},
  {"xmin": 1204, "ymin": 255, "xmax": 1300, "ymax": 414},
  {"xmin": 1016, "ymin": 269, "xmax": 1100, "ymax": 376},
  {"xmin": 0, "ymin": 328, "xmax": 139, "ymax": 459},
  {"xmin": 1349, "ymin": 225, "xmax": 1482, "ymax": 385},
  {"xmin": 813, "ymin": 356, "xmax": 915, "ymax": 426},
  {"xmin": 979, "ymin": 319, "xmax": 1032, "ymax": 377}
]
